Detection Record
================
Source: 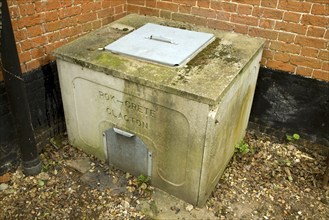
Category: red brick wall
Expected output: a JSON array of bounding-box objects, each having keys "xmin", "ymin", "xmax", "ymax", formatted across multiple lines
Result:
[
  {"xmin": 126, "ymin": 0, "xmax": 329, "ymax": 81},
  {"xmin": 2, "ymin": 0, "xmax": 328, "ymax": 82},
  {"xmin": 6, "ymin": 0, "xmax": 126, "ymax": 75}
]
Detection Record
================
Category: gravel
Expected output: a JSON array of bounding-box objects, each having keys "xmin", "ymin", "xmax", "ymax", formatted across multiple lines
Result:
[{"xmin": 0, "ymin": 130, "xmax": 328, "ymax": 219}]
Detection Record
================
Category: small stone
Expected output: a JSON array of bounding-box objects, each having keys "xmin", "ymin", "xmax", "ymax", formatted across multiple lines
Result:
[
  {"xmin": 37, "ymin": 172, "xmax": 50, "ymax": 181},
  {"xmin": 66, "ymin": 158, "xmax": 91, "ymax": 173},
  {"xmin": 186, "ymin": 204, "xmax": 193, "ymax": 212},
  {"xmin": 0, "ymin": 183, "xmax": 9, "ymax": 191}
]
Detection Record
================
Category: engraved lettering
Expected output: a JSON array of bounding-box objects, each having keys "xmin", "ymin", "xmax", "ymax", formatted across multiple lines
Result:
[
  {"xmin": 106, "ymin": 107, "xmax": 149, "ymax": 129},
  {"xmin": 99, "ymin": 91, "xmax": 115, "ymax": 102},
  {"xmin": 124, "ymin": 100, "xmax": 156, "ymax": 118}
]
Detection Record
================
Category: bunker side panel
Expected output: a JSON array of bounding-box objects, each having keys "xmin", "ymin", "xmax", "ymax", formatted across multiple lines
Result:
[
  {"xmin": 57, "ymin": 60, "xmax": 210, "ymax": 205},
  {"xmin": 197, "ymin": 50, "xmax": 263, "ymax": 206}
]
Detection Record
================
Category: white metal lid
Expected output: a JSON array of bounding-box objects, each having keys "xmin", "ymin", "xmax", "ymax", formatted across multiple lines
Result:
[{"xmin": 105, "ymin": 23, "xmax": 215, "ymax": 67}]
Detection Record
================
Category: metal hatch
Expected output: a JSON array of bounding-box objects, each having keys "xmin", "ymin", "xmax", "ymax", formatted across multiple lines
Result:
[{"xmin": 105, "ymin": 23, "xmax": 215, "ymax": 67}]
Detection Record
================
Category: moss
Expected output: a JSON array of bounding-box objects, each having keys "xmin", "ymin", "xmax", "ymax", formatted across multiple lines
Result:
[
  {"xmin": 95, "ymin": 53, "xmax": 127, "ymax": 70},
  {"xmin": 187, "ymin": 38, "xmax": 221, "ymax": 69}
]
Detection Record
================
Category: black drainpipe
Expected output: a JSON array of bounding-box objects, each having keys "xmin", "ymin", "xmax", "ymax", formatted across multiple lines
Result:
[{"xmin": 1, "ymin": 0, "xmax": 41, "ymax": 175}]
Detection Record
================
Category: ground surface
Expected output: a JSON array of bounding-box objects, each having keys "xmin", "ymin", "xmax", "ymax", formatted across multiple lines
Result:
[{"xmin": 1, "ymin": 130, "xmax": 329, "ymax": 219}]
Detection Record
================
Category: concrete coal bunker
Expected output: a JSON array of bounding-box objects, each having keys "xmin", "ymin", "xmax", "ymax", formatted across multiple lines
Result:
[{"xmin": 53, "ymin": 14, "xmax": 265, "ymax": 207}]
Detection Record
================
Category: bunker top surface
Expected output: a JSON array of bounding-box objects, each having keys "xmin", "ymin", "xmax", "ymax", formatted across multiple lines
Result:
[{"xmin": 53, "ymin": 14, "xmax": 265, "ymax": 106}]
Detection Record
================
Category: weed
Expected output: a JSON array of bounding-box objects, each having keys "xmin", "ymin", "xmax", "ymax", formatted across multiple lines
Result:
[
  {"xmin": 137, "ymin": 174, "xmax": 150, "ymax": 185},
  {"xmin": 286, "ymin": 133, "xmax": 300, "ymax": 142},
  {"xmin": 235, "ymin": 140, "xmax": 250, "ymax": 154}
]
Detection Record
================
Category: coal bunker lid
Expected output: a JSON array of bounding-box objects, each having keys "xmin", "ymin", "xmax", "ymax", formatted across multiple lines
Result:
[{"xmin": 105, "ymin": 23, "xmax": 215, "ymax": 67}]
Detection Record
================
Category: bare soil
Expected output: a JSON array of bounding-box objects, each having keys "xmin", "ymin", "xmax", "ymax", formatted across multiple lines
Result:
[{"xmin": 1, "ymin": 130, "xmax": 328, "ymax": 219}]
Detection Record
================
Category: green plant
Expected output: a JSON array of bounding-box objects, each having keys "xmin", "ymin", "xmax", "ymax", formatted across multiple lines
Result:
[
  {"xmin": 235, "ymin": 140, "xmax": 250, "ymax": 154},
  {"xmin": 286, "ymin": 133, "xmax": 300, "ymax": 141},
  {"xmin": 137, "ymin": 174, "xmax": 150, "ymax": 185}
]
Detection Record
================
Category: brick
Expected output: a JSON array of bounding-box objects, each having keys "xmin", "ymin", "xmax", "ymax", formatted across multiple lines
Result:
[
  {"xmin": 110, "ymin": 0, "xmax": 126, "ymax": 7},
  {"xmin": 92, "ymin": 20, "xmax": 102, "ymax": 30},
  {"xmin": 192, "ymin": 7, "xmax": 216, "ymax": 18},
  {"xmin": 278, "ymin": 0, "xmax": 311, "ymax": 13},
  {"xmin": 301, "ymin": 14, "xmax": 329, "ymax": 27},
  {"xmin": 283, "ymin": 12, "xmax": 301, "ymax": 23},
  {"xmin": 146, "ymin": 0, "xmax": 157, "ymax": 8},
  {"xmin": 322, "ymin": 62, "xmax": 329, "ymax": 71},
  {"xmin": 19, "ymin": 51, "xmax": 31, "ymax": 63},
  {"xmin": 270, "ymin": 41, "xmax": 301, "ymax": 54},
  {"xmin": 127, "ymin": 0, "xmax": 145, "ymax": 6},
  {"xmin": 207, "ymin": 19, "xmax": 234, "ymax": 31},
  {"xmin": 237, "ymin": 4, "xmax": 253, "ymax": 15},
  {"xmin": 98, "ymin": 8, "xmax": 115, "ymax": 19},
  {"xmin": 160, "ymin": 10, "xmax": 172, "ymax": 19},
  {"xmin": 231, "ymin": 14, "xmax": 259, "ymax": 26},
  {"xmin": 14, "ymin": 29, "xmax": 27, "ymax": 41},
  {"xmin": 19, "ymin": 3, "xmax": 35, "ymax": 16},
  {"xmin": 140, "ymin": 7, "xmax": 160, "ymax": 16},
  {"xmin": 26, "ymin": 59, "xmax": 41, "ymax": 71},
  {"xmin": 311, "ymin": 4, "xmax": 329, "ymax": 15},
  {"xmin": 210, "ymin": 1, "xmax": 221, "ymax": 10},
  {"xmin": 273, "ymin": 52, "xmax": 290, "ymax": 62},
  {"xmin": 197, "ymin": 0, "xmax": 210, "ymax": 8},
  {"xmin": 27, "ymin": 25, "xmax": 43, "ymax": 38},
  {"xmin": 325, "ymin": 30, "xmax": 329, "ymax": 39},
  {"xmin": 157, "ymin": 1, "xmax": 179, "ymax": 12},
  {"xmin": 82, "ymin": 23, "xmax": 92, "ymax": 33},
  {"xmin": 232, "ymin": 0, "xmax": 260, "ymax": 5},
  {"xmin": 20, "ymin": 64, "xmax": 27, "ymax": 74},
  {"xmin": 46, "ymin": 31, "xmax": 61, "ymax": 43},
  {"xmin": 101, "ymin": 17, "xmax": 114, "ymax": 26},
  {"xmin": 262, "ymin": 49, "xmax": 274, "ymax": 60},
  {"xmin": 275, "ymin": 21, "xmax": 307, "ymax": 35},
  {"xmin": 63, "ymin": 17, "xmax": 79, "ymax": 28},
  {"xmin": 9, "ymin": 5, "xmax": 20, "ymax": 19},
  {"xmin": 259, "ymin": 19, "xmax": 275, "ymax": 29},
  {"xmin": 313, "ymin": 70, "xmax": 329, "ymax": 81},
  {"xmin": 127, "ymin": 4, "xmax": 140, "ymax": 13},
  {"xmin": 296, "ymin": 66, "xmax": 313, "ymax": 77},
  {"xmin": 290, "ymin": 55, "xmax": 322, "ymax": 69},
  {"xmin": 278, "ymin": 32, "xmax": 295, "ymax": 43},
  {"xmin": 20, "ymin": 40, "xmax": 33, "ymax": 51},
  {"xmin": 295, "ymin": 36, "xmax": 327, "ymax": 49},
  {"xmin": 261, "ymin": 0, "xmax": 278, "ymax": 8},
  {"xmin": 221, "ymin": 2, "xmax": 237, "ymax": 12},
  {"xmin": 319, "ymin": 50, "xmax": 329, "ymax": 61},
  {"xmin": 179, "ymin": 5, "xmax": 191, "ymax": 14},
  {"xmin": 31, "ymin": 47, "xmax": 45, "ymax": 59},
  {"xmin": 261, "ymin": 8, "xmax": 284, "ymax": 20},
  {"xmin": 307, "ymin": 26, "xmax": 325, "ymax": 38},
  {"xmin": 234, "ymin": 24, "xmax": 249, "ymax": 34},
  {"xmin": 68, "ymin": 6, "xmax": 82, "ymax": 16},
  {"xmin": 114, "ymin": 5, "xmax": 125, "ymax": 14},
  {"xmin": 44, "ymin": 20, "xmax": 63, "ymax": 32},
  {"xmin": 266, "ymin": 60, "xmax": 296, "ymax": 73},
  {"xmin": 46, "ymin": 0, "xmax": 61, "ymax": 11},
  {"xmin": 173, "ymin": 0, "xmax": 196, "ymax": 7},
  {"xmin": 77, "ymin": 12, "xmax": 97, "ymax": 24},
  {"xmin": 30, "ymin": 36, "xmax": 48, "ymax": 47},
  {"xmin": 248, "ymin": 27, "xmax": 278, "ymax": 40},
  {"xmin": 217, "ymin": 11, "xmax": 231, "ymax": 21},
  {"xmin": 17, "ymin": 14, "xmax": 44, "ymax": 28},
  {"xmin": 301, "ymin": 47, "xmax": 319, "ymax": 58},
  {"xmin": 45, "ymin": 10, "xmax": 58, "ymax": 22},
  {"xmin": 172, "ymin": 13, "xmax": 207, "ymax": 26}
]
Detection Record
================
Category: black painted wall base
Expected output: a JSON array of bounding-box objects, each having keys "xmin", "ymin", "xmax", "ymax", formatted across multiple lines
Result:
[
  {"xmin": 0, "ymin": 62, "xmax": 65, "ymax": 175},
  {"xmin": 249, "ymin": 67, "xmax": 329, "ymax": 146}
]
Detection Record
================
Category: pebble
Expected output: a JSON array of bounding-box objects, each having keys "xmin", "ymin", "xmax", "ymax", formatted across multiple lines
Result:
[
  {"xmin": 186, "ymin": 204, "xmax": 193, "ymax": 212},
  {"xmin": 0, "ymin": 183, "xmax": 9, "ymax": 191}
]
